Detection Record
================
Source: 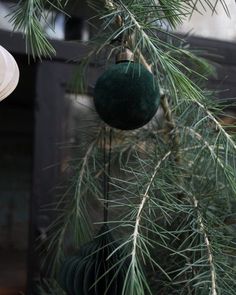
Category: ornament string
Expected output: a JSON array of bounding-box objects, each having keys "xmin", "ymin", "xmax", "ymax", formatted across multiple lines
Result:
[{"xmin": 103, "ymin": 126, "xmax": 113, "ymax": 223}]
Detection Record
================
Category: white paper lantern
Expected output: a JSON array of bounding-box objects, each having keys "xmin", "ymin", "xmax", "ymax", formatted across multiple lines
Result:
[{"xmin": 0, "ymin": 45, "xmax": 19, "ymax": 101}]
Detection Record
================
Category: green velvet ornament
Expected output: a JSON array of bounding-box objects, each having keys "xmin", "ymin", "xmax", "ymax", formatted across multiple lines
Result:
[
  {"xmin": 94, "ymin": 62, "xmax": 160, "ymax": 130},
  {"xmin": 58, "ymin": 225, "xmax": 130, "ymax": 295}
]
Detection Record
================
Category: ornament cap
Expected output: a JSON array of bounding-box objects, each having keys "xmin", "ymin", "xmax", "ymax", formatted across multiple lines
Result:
[{"xmin": 116, "ymin": 48, "xmax": 134, "ymax": 63}]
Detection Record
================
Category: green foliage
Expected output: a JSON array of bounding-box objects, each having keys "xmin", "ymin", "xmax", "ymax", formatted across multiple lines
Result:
[
  {"xmin": 6, "ymin": 0, "xmax": 236, "ymax": 294},
  {"xmin": 78, "ymin": 0, "xmax": 219, "ymax": 102},
  {"xmin": 40, "ymin": 96, "xmax": 236, "ymax": 294},
  {"xmin": 8, "ymin": 0, "xmax": 68, "ymax": 59}
]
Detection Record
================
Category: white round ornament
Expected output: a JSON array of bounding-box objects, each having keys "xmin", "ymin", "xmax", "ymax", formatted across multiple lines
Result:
[{"xmin": 0, "ymin": 45, "xmax": 20, "ymax": 101}]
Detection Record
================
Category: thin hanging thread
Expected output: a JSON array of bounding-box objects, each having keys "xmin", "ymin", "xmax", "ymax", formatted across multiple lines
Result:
[{"xmin": 103, "ymin": 126, "xmax": 113, "ymax": 223}]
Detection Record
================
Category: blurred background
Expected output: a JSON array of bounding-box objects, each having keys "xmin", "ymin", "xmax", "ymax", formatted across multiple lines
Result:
[{"xmin": 0, "ymin": 0, "xmax": 236, "ymax": 294}]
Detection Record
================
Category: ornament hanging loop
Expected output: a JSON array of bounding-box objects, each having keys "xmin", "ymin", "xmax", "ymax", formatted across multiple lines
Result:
[{"xmin": 116, "ymin": 48, "xmax": 134, "ymax": 63}]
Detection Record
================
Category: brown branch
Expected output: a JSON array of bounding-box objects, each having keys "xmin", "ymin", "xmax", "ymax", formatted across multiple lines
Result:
[
  {"xmin": 161, "ymin": 95, "xmax": 180, "ymax": 163},
  {"xmin": 193, "ymin": 196, "xmax": 217, "ymax": 295}
]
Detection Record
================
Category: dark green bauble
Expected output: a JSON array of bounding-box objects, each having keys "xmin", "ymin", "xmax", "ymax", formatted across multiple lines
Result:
[{"xmin": 94, "ymin": 62, "xmax": 160, "ymax": 130}]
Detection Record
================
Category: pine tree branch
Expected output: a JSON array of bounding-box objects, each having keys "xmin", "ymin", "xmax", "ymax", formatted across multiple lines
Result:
[
  {"xmin": 196, "ymin": 100, "xmax": 236, "ymax": 151},
  {"xmin": 41, "ymin": 136, "xmax": 100, "ymax": 275},
  {"xmin": 193, "ymin": 196, "xmax": 217, "ymax": 295},
  {"xmin": 120, "ymin": 1, "xmax": 207, "ymax": 102},
  {"xmin": 184, "ymin": 127, "xmax": 225, "ymax": 170},
  {"xmin": 131, "ymin": 151, "xmax": 171, "ymax": 269},
  {"xmin": 8, "ymin": 0, "xmax": 68, "ymax": 59},
  {"xmin": 161, "ymin": 95, "xmax": 181, "ymax": 163},
  {"xmin": 75, "ymin": 137, "xmax": 98, "ymax": 211}
]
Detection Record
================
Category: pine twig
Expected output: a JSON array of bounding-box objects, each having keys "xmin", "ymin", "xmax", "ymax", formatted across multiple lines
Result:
[
  {"xmin": 193, "ymin": 196, "xmax": 217, "ymax": 295},
  {"xmin": 196, "ymin": 101, "xmax": 236, "ymax": 151},
  {"xmin": 184, "ymin": 127, "xmax": 225, "ymax": 170},
  {"xmin": 75, "ymin": 138, "xmax": 98, "ymax": 206},
  {"xmin": 42, "ymin": 136, "xmax": 99, "ymax": 274},
  {"xmin": 131, "ymin": 151, "xmax": 171, "ymax": 260},
  {"xmin": 160, "ymin": 95, "xmax": 180, "ymax": 163},
  {"xmin": 132, "ymin": 45, "xmax": 153, "ymax": 73}
]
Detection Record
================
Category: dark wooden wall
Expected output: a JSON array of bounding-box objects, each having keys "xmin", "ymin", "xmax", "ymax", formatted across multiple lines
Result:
[
  {"xmin": 0, "ymin": 54, "xmax": 36, "ymax": 295},
  {"xmin": 188, "ymin": 35, "xmax": 236, "ymax": 102}
]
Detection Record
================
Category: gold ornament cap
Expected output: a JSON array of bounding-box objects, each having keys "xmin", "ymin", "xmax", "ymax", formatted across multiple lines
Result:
[{"xmin": 116, "ymin": 48, "xmax": 134, "ymax": 63}]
